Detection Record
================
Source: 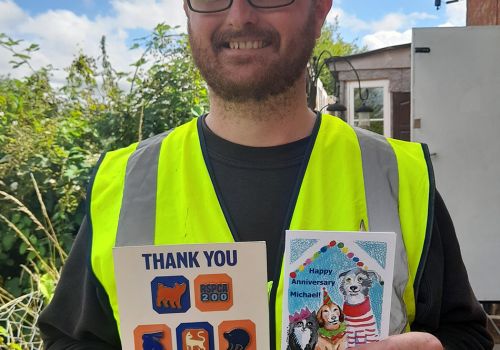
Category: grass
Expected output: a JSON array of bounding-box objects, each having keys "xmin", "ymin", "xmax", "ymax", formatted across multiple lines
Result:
[{"xmin": 0, "ymin": 174, "xmax": 67, "ymax": 349}]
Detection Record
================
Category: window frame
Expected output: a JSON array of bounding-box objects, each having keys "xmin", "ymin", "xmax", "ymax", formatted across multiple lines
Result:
[{"xmin": 346, "ymin": 79, "xmax": 391, "ymax": 138}]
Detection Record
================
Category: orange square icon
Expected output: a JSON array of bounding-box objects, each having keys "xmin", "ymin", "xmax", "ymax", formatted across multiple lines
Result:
[
  {"xmin": 194, "ymin": 273, "xmax": 233, "ymax": 312},
  {"xmin": 181, "ymin": 328, "xmax": 210, "ymax": 350},
  {"xmin": 134, "ymin": 324, "xmax": 172, "ymax": 350},
  {"xmin": 218, "ymin": 320, "xmax": 256, "ymax": 350}
]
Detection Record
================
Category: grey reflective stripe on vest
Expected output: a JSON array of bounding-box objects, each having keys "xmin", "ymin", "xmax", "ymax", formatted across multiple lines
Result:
[
  {"xmin": 115, "ymin": 130, "xmax": 172, "ymax": 247},
  {"xmin": 354, "ymin": 127, "xmax": 409, "ymax": 335}
]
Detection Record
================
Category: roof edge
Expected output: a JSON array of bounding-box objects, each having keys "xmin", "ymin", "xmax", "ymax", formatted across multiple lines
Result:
[{"xmin": 325, "ymin": 43, "xmax": 411, "ymax": 64}]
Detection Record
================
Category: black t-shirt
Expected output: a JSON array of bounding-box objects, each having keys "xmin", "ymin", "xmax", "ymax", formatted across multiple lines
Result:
[{"xmin": 201, "ymin": 116, "xmax": 310, "ymax": 279}]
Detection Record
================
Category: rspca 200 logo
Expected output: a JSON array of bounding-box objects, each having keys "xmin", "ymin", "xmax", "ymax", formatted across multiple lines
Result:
[
  {"xmin": 194, "ymin": 274, "xmax": 233, "ymax": 312},
  {"xmin": 151, "ymin": 276, "xmax": 191, "ymax": 314},
  {"xmin": 200, "ymin": 283, "xmax": 229, "ymax": 302}
]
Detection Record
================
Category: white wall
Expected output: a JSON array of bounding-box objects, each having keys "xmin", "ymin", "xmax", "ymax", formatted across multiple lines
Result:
[{"xmin": 412, "ymin": 26, "xmax": 500, "ymax": 301}]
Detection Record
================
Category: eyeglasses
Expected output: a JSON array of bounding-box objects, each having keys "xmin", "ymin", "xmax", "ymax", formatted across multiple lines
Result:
[{"xmin": 187, "ymin": 0, "xmax": 296, "ymax": 13}]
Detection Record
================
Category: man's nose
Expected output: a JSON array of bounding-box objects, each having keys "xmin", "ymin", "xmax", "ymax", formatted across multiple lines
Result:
[{"xmin": 225, "ymin": 0, "xmax": 259, "ymax": 28}]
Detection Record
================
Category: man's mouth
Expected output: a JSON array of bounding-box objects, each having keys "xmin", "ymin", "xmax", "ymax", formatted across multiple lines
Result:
[
  {"xmin": 224, "ymin": 40, "xmax": 269, "ymax": 50},
  {"xmin": 213, "ymin": 26, "xmax": 278, "ymax": 52}
]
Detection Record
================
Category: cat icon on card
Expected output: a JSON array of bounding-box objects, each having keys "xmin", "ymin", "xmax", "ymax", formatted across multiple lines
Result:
[
  {"xmin": 151, "ymin": 276, "xmax": 190, "ymax": 314},
  {"xmin": 176, "ymin": 322, "xmax": 214, "ymax": 350}
]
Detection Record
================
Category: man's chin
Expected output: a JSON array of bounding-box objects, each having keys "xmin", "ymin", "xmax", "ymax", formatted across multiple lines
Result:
[
  {"xmin": 207, "ymin": 74, "xmax": 289, "ymax": 102},
  {"xmin": 209, "ymin": 84, "xmax": 277, "ymax": 103}
]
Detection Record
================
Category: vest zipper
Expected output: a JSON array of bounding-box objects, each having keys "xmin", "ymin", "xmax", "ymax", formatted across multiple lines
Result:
[{"xmin": 268, "ymin": 114, "xmax": 322, "ymax": 350}]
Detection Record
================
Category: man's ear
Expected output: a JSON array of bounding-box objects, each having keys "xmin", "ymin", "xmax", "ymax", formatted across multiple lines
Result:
[
  {"xmin": 183, "ymin": 0, "xmax": 189, "ymax": 16},
  {"xmin": 314, "ymin": 0, "xmax": 333, "ymax": 39}
]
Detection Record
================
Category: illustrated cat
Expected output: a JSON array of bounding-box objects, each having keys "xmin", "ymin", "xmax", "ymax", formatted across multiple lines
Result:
[
  {"xmin": 156, "ymin": 282, "xmax": 187, "ymax": 309},
  {"xmin": 185, "ymin": 330, "xmax": 206, "ymax": 350},
  {"xmin": 223, "ymin": 328, "xmax": 250, "ymax": 350},
  {"xmin": 287, "ymin": 311, "xmax": 319, "ymax": 350}
]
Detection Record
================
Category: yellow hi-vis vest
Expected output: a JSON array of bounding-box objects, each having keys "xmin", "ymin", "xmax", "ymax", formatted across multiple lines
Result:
[{"xmin": 89, "ymin": 114, "xmax": 434, "ymax": 349}]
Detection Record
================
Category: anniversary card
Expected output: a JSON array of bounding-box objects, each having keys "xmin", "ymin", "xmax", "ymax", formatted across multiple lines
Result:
[{"xmin": 281, "ymin": 231, "xmax": 396, "ymax": 350}]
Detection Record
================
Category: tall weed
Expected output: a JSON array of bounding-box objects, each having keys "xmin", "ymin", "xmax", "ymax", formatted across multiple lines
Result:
[{"xmin": 0, "ymin": 175, "xmax": 66, "ymax": 349}]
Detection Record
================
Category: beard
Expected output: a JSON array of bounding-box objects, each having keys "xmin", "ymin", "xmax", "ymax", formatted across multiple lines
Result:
[{"xmin": 188, "ymin": 8, "xmax": 317, "ymax": 103}]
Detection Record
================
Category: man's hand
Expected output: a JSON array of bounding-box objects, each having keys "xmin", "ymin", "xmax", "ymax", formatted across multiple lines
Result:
[{"xmin": 354, "ymin": 332, "xmax": 443, "ymax": 350}]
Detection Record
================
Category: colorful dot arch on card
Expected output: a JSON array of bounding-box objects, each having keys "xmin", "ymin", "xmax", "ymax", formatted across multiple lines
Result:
[{"xmin": 289, "ymin": 241, "xmax": 369, "ymax": 278}]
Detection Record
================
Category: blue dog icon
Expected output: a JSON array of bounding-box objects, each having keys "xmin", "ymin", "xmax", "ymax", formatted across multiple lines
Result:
[
  {"xmin": 142, "ymin": 331, "xmax": 165, "ymax": 350},
  {"xmin": 223, "ymin": 328, "xmax": 250, "ymax": 350}
]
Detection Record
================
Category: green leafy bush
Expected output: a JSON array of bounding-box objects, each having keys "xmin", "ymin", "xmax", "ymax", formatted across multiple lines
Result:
[{"xmin": 0, "ymin": 24, "xmax": 208, "ymax": 298}]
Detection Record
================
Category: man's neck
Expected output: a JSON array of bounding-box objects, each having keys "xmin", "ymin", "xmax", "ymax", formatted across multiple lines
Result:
[{"xmin": 205, "ymin": 79, "xmax": 316, "ymax": 147}]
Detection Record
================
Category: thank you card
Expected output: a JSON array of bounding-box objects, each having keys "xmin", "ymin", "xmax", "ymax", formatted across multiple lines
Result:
[{"xmin": 113, "ymin": 242, "xmax": 269, "ymax": 350}]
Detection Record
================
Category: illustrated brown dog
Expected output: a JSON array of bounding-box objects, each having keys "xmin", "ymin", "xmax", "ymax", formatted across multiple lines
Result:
[{"xmin": 314, "ymin": 302, "xmax": 347, "ymax": 350}]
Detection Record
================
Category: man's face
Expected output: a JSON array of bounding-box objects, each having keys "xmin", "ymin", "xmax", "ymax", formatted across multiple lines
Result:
[{"xmin": 186, "ymin": 0, "xmax": 327, "ymax": 102}]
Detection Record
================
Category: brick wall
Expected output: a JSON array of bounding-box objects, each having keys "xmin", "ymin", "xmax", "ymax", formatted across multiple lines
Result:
[{"xmin": 467, "ymin": 0, "xmax": 500, "ymax": 25}]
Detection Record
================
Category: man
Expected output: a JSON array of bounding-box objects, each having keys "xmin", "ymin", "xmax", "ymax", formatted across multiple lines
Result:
[{"xmin": 38, "ymin": 0, "xmax": 493, "ymax": 349}]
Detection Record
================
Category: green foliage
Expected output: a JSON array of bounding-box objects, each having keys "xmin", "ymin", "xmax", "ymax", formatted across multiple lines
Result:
[
  {"xmin": 312, "ymin": 19, "xmax": 363, "ymax": 95},
  {"xmin": 0, "ymin": 176, "xmax": 63, "ymax": 349},
  {"xmin": 0, "ymin": 24, "xmax": 209, "ymax": 299},
  {"xmin": 122, "ymin": 24, "xmax": 208, "ymax": 144}
]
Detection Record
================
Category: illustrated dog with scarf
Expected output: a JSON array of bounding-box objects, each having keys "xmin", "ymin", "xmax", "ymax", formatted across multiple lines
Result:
[
  {"xmin": 338, "ymin": 268, "xmax": 383, "ymax": 347},
  {"xmin": 314, "ymin": 289, "xmax": 347, "ymax": 350}
]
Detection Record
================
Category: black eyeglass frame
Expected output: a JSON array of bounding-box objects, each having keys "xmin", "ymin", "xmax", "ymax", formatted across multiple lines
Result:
[{"xmin": 187, "ymin": 0, "xmax": 296, "ymax": 13}]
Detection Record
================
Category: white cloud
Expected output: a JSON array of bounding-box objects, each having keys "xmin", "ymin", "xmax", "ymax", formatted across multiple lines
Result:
[
  {"xmin": 0, "ymin": 0, "xmax": 26, "ymax": 32},
  {"xmin": 110, "ymin": 0, "xmax": 186, "ymax": 31},
  {"xmin": 371, "ymin": 12, "xmax": 437, "ymax": 32},
  {"xmin": 0, "ymin": 0, "xmax": 187, "ymax": 83},
  {"xmin": 439, "ymin": 0, "xmax": 466, "ymax": 27},
  {"xmin": 363, "ymin": 29, "xmax": 412, "ymax": 50},
  {"xmin": 360, "ymin": 12, "xmax": 424, "ymax": 49},
  {"xmin": 327, "ymin": 8, "xmax": 370, "ymax": 32}
]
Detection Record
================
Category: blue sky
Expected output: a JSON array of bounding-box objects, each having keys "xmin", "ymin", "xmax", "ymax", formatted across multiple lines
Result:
[{"xmin": 0, "ymin": 0, "xmax": 466, "ymax": 81}]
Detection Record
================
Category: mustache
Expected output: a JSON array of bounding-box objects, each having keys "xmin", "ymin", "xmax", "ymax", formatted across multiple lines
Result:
[{"xmin": 212, "ymin": 26, "xmax": 280, "ymax": 50}]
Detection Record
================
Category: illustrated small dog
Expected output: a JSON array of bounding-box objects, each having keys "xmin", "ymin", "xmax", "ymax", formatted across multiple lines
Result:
[
  {"xmin": 314, "ymin": 302, "xmax": 347, "ymax": 350},
  {"xmin": 338, "ymin": 268, "xmax": 383, "ymax": 347}
]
